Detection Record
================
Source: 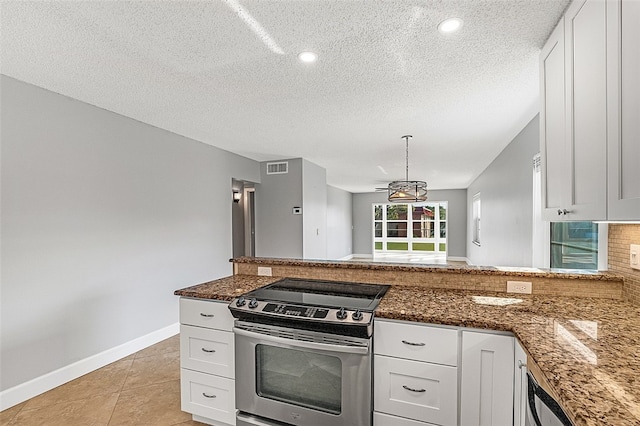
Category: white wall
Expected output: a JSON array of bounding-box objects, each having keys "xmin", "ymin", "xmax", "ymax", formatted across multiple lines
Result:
[
  {"xmin": 352, "ymin": 190, "xmax": 468, "ymax": 258},
  {"xmin": 0, "ymin": 76, "xmax": 260, "ymax": 394},
  {"xmin": 466, "ymin": 115, "xmax": 540, "ymax": 267},
  {"xmin": 326, "ymin": 185, "xmax": 353, "ymax": 260},
  {"xmin": 302, "ymin": 159, "xmax": 327, "ymax": 260}
]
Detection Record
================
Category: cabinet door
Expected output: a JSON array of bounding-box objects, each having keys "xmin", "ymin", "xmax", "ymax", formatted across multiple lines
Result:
[
  {"xmin": 180, "ymin": 325, "xmax": 234, "ymax": 378},
  {"xmin": 374, "ymin": 411, "xmax": 438, "ymax": 426},
  {"xmin": 541, "ymin": 18, "xmax": 568, "ymax": 220},
  {"xmin": 374, "ymin": 355, "xmax": 458, "ymax": 426},
  {"xmin": 180, "ymin": 368, "xmax": 236, "ymax": 425},
  {"xmin": 180, "ymin": 298, "xmax": 235, "ymax": 331},
  {"xmin": 513, "ymin": 341, "xmax": 528, "ymax": 426},
  {"xmin": 374, "ymin": 320, "xmax": 458, "ymax": 366},
  {"xmin": 607, "ymin": 0, "xmax": 640, "ymax": 220},
  {"xmin": 460, "ymin": 332, "xmax": 514, "ymax": 426},
  {"xmin": 564, "ymin": 0, "xmax": 608, "ymax": 220}
]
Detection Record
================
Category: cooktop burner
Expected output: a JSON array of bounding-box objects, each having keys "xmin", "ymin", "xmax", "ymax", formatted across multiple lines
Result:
[{"xmin": 228, "ymin": 278, "xmax": 390, "ymax": 338}]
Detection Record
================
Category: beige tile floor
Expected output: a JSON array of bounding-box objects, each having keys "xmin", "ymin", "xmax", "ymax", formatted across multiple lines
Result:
[{"xmin": 0, "ymin": 335, "xmax": 205, "ymax": 426}]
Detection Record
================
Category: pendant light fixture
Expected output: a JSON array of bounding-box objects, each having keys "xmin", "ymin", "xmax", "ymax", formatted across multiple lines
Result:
[{"xmin": 387, "ymin": 135, "xmax": 428, "ymax": 203}]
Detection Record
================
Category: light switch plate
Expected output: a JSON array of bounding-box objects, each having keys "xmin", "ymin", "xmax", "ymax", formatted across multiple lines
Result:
[
  {"xmin": 507, "ymin": 281, "xmax": 532, "ymax": 294},
  {"xmin": 631, "ymin": 244, "xmax": 640, "ymax": 270}
]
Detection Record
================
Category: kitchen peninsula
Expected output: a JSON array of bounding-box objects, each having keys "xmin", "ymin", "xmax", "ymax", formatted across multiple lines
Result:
[{"xmin": 175, "ymin": 257, "xmax": 639, "ymax": 426}]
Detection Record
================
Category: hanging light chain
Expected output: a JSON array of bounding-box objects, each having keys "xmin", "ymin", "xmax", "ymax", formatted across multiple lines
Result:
[{"xmin": 402, "ymin": 135, "xmax": 412, "ymax": 182}]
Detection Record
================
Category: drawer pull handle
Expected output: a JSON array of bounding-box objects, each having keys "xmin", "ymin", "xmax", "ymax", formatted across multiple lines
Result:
[
  {"xmin": 401, "ymin": 340, "xmax": 425, "ymax": 347},
  {"xmin": 202, "ymin": 392, "xmax": 217, "ymax": 398},
  {"xmin": 201, "ymin": 348, "xmax": 216, "ymax": 353},
  {"xmin": 200, "ymin": 313, "xmax": 215, "ymax": 318},
  {"xmin": 403, "ymin": 385, "xmax": 426, "ymax": 393}
]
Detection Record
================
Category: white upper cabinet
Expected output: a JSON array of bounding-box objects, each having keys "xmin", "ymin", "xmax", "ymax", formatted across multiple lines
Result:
[
  {"xmin": 565, "ymin": 0, "xmax": 608, "ymax": 220},
  {"xmin": 541, "ymin": 0, "xmax": 608, "ymax": 221},
  {"xmin": 542, "ymin": 0, "xmax": 640, "ymax": 222},
  {"xmin": 607, "ymin": 0, "xmax": 640, "ymax": 220},
  {"xmin": 540, "ymin": 18, "xmax": 568, "ymax": 220}
]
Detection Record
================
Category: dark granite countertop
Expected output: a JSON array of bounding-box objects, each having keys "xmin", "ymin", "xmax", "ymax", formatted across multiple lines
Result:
[{"xmin": 175, "ymin": 275, "xmax": 640, "ymax": 426}]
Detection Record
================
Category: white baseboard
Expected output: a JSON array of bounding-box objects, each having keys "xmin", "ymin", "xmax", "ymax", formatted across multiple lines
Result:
[
  {"xmin": 0, "ymin": 322, "xmax": 179, "ymax": 411},
  {"xmin": 448, "ymin": 256, "xmax": 470, "ymax": 264},
  {"xmin": 347, "ymin": 254, "xmax": 372, "ymax": 260}
]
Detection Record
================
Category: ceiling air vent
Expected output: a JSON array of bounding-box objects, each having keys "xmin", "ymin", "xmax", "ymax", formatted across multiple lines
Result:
[{"xmin": 266, "ymin": 161, "xmax": 288, "ymax": 175}]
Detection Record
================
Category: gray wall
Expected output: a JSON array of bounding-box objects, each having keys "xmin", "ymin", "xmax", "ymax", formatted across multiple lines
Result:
[
  {"xmin": 326, "ymin": 186, "xmax": 353, "ymax": 260},
  {"xmin": 352, "ymin": 190, "xmax": 467, "ymax": 258},
  {"xmin": 0, "ymin": 76, "xmax": 260, "ymax": 391},
  {"xmin": 302, "ymin": 160, "xmax": 327, "ymax": 260},
  {"xmin": 466, "ymin": 115, "xmax": 540, "ymax": 267},
  {"xmin": 255, "ymin": 159, "xmax": 303, "ymax": 258}
]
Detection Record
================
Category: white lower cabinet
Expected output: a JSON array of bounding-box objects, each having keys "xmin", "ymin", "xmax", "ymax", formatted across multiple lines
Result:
[
  {"xmin": 373, "ymin": 319, "xmax": 458, "ymax": 426},
  {"xmin": 460, "ymin": 331, "xmax": 515, "ymax": 426},
  {"xmin": 374, "ymin": 355, "xmax": 458, "ymax": 426},
  {"xmin": 514, "ymin": 340, "xmax": 528, "ymax": 426},
  {"xmin": 374, "ymin": 411, "xmax": 438, "ymax": 426},
  {"xmin": 180, "ymin": 369, "xmax": 236, "ymax": 425},
  {"xmin": 374, "ymin": 319, "xmax": 518, "ymax": 426},
  {"xmin": 180, "ymin": 324, "xmax": 234, "ymax": 377},
  {"xmin": 179, "ymin": 298, "xmax": 236, "ymax": 426}
]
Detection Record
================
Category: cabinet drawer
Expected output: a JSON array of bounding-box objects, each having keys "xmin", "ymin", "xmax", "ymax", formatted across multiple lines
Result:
[
  {"xmin": 374, "ymin": 412, "xmax": 438, "ymax": 426},
  {"xmin": 374, "ymin": 320, "xmax": 458, "ymax": 366},
  {"xmin": 374, "ymin": 355, "xmax": 457, "ymax": 426},
  {"xmin": 180, "ymin": 325, "xmax": 234, "ymax": 378},
  {"xmin": 180, "ymin": 298, "xmax": 234, "ymax": 331},
  {"xmin": 180, "ymin": 368, "xmax": 235, "ymax": 425}
]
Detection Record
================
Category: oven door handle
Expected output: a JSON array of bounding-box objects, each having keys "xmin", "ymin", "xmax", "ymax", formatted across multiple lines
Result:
[{"xmin": 233, "ymin": 327, "xmax": 369, "ymax": 355}]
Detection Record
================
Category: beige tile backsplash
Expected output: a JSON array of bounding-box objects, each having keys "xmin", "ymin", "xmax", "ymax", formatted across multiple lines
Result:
[
  {"xmin": 608, "ymin": 224, "xmax": 640, "ymax": 305},
  {"xmin": 236, "ymin": 262, "xmax": 624, "ymax": 300}
]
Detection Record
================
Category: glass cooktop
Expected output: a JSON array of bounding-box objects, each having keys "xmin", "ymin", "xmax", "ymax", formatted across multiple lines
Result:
[{"xmin": 244, "ymin": 278, "xmax": 390, "ymax": 311}]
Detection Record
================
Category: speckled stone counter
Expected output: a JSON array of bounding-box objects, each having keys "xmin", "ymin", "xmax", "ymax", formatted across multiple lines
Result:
[
  {"xmin": 174, "ymin": 274, "xmax": 281, "ymax": 301},
  {"xmin": 175, "ymin": 275, "xmax": 640, "ymax": 426}
]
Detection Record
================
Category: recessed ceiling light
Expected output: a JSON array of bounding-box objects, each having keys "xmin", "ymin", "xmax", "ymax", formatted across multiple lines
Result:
[
  {"xmin": 438, "ymin": 18, "xmax": 463, "ymax": 34},
  {"xmin": 298, "ymin": 51, "xmax": 318, "ymax": 63}
]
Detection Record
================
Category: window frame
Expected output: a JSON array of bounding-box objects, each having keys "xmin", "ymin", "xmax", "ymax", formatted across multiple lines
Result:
[{"xmin": 373, "ymin": 202, "xmax": 448, "ymax": 254}]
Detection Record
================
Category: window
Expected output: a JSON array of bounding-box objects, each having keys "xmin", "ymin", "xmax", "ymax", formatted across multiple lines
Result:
[
  {"xmin": 550, "ymin": 222, "xmax": 599, "ymax": 270},
  {"xmin": 472, "ymin": 193, "xmax": 481, "ymax": 246},
  {"xmin": 373, "ymin": 202, "xmax": 447, "ymax": 254}
]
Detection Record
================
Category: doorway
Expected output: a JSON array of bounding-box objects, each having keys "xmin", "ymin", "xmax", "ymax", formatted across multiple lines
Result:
[
  {"xmin": 244, "ymin": 187, "xmax": 255, "ymax": 256},
  {"xmin": 231, "ymin": 179, "xmax": 256, "ymax": 258}
]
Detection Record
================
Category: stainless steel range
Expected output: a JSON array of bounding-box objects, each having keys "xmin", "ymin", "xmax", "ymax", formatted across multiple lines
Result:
[{"xmin": 228, "ymin": 278, "xmax": 390, "ymax": 426}]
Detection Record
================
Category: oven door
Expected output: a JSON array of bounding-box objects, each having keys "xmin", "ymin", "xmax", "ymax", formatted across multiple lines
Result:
[{"xmin": 234, "ymin": 321, "xmax": 372, "ymax": 426}]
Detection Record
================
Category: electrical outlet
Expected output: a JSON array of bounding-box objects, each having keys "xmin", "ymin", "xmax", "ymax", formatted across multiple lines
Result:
[
  {"xmin": 631, "ymin": 244, "xmax": 640, "ymax": 271},
  {"xmin": 257, "ymin": 267, "xmax": 272, "ymax": 276},
  {"xmin": 507, "ymin": 281, "xmax": 532, "ymax": 294}
]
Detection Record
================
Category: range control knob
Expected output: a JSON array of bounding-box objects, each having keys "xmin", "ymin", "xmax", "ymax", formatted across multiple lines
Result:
[
  {"xmin": 336, "ymin": 307, "xmax": 348, "ymax": 320},
  {"xmin": 352, "ymin": 310, "xmax": 363, "ymax": 321},
  {"xmin": 248, "ymin": 298, "xmax": 259, "ymax": 309},
  {"xmin": 236, "ymin": 296, "xmax": 246, "ymax": 307}
]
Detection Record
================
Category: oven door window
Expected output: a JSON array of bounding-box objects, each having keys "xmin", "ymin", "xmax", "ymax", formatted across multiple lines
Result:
[{"xmin": 255, "ymin": 344, "xmax": 342, "ymax": 414}]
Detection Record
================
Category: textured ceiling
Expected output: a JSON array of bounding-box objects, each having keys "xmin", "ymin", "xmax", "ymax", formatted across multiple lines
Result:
[{"xmin": 1, "ymin": 0, "xmax": 570, "ymax": 192}]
